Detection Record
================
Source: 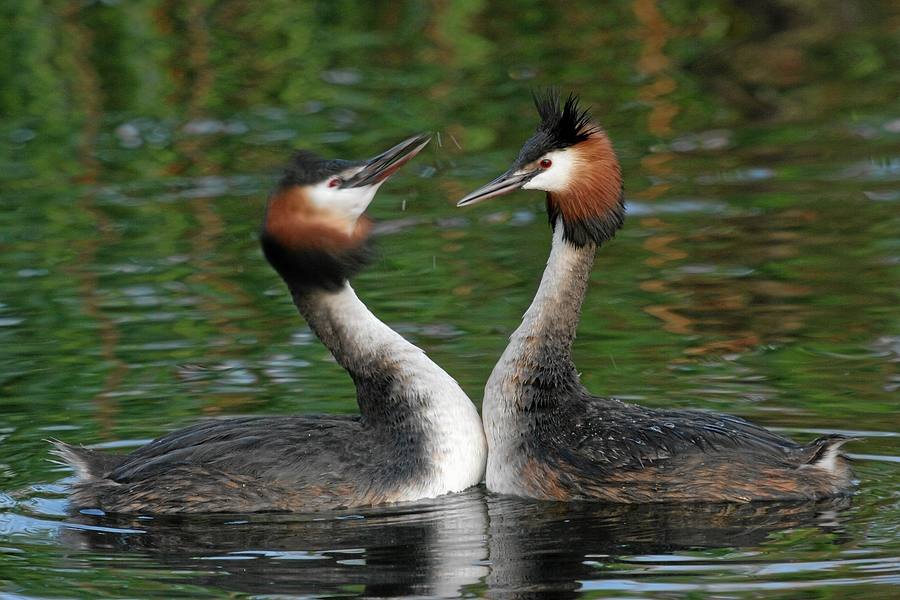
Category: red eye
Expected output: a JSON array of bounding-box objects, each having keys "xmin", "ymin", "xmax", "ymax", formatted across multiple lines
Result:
[
  {"xmin": 328, "ymin": 178, "xmax": 341, "ymax": 188},
  {"xmin": 540, "ymin": 158, "xmax": 552, "ymax": 168}
]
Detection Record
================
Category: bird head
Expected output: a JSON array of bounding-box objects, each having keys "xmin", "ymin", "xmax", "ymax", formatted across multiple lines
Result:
[
  {"xmin": 458, "ymin": 90, "xmax": 624, "ymax": 247},
  {"xmin": 261, "ymin": 133, "xmax": 430, "ymax": 291}
]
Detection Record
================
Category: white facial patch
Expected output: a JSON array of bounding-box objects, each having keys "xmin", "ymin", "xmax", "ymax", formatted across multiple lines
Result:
[
  {"xmin": 307, "ymin": 174, "xmax": 385, "ymax": 232},
  {"xmin": 522, "ymin": 149, "xmax": 578, "ymax": 193}
]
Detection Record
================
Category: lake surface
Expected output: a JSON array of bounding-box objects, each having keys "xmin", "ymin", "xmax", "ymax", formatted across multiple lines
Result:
[{"xmin": 1, "ymin": 1, "xmax": 899, "ymax": 598}]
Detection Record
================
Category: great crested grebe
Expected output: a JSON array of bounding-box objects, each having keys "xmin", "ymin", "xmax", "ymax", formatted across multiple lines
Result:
[
  {"xmin": 458, "ymin": 91, "xmax": 853, "ymax": 503},
  {"xmin": 53, "ymin": 134, "xmax": 487, "ymax": 514}
]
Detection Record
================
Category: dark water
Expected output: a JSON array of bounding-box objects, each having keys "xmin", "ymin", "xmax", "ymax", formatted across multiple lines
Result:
[{"xmin": 2, "ymin": 1, "xmax": 899, "ymax": 598}]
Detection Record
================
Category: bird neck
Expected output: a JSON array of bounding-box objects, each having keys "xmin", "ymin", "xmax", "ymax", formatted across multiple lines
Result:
[
  {"xmin": 289, "ymin": 283, "xmax": 454, "ymax": 418},
  {"xmin": 485, "ymin": 222, "xmax": 596, "ymax": 413},
  {"xmin": 287, "ymin": 282, "xmax": 487, "ymax": 490}
]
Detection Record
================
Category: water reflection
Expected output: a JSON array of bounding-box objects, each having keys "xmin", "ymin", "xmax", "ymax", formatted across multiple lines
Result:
[
  {"xmin": 485, "ymin": 495, "xmax": 852, "ymax": 599},
  {"xmin": 61, "ymin": 489, "xmax": 490, "ymax": 598},
  {"xmin": 59, "ymin": 488, "xmax": 851, "ymax": 598}
]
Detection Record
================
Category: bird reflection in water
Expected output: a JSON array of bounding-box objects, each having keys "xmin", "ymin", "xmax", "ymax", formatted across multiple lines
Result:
[
  {"xmin": 483, "ymin": 495, "xmax": 851, "ymax": 600},
  {"xmin": 60, "ymin": 490, "xmax": 850, "ymax": 598}
]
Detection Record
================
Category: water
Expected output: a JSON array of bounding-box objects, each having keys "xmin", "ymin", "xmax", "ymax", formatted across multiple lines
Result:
[{"xmin": 2, "ymin": 1, "xmax": 899, "ymax": 598}]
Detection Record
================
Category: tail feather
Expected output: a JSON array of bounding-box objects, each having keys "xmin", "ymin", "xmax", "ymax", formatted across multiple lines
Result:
[
  {"xmin": 48, "ymin": 440, "xmax": 128, "ymax": 481},
  {"xmin": 805, "ymin": 434, "xmax": 856, "ymax": 476}
]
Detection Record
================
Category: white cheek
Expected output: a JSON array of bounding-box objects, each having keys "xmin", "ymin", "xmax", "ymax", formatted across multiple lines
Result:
[
  {"xmin": 521, "ymin": 150, "xmax": 577, "ymax": 193},
  {"xmin": 308, "ymin": 180, "xmax": 383, "ymax": 229}
]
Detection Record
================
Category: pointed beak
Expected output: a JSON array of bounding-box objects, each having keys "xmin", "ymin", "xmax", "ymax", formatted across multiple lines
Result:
[
  {"xmin": 456, "ymin": 168, "xmax": 537, "ymax": 207},
  {"xmin": 342, "ymin": 133, "xmax": 431, "ymax": 189}
]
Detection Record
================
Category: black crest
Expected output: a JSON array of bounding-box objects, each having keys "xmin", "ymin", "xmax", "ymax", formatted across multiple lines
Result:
[
  {"xmin": 278, "ymin": 151, "xmax": 356, "ymax": 188},
  {"xmin": 533, "ymin": 88, "xmax": 598, "ymax": 151},
  {"xmin": 513, "ymin": 89, "xmax": 600, "ymax": 168}
]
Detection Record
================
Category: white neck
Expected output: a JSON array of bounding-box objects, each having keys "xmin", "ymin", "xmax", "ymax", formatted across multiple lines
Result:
[
  {"xmin": 481, "ymin": 223, "xmax": 595, "ymax": 492},
  {"xmin": 292, "ymin": 283, "xmax": 487, "ymax": 497}
]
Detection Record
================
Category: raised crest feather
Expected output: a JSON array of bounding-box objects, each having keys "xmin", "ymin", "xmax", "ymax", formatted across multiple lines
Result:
[{"xmin": 532, "ymin": 88, "xmax": 600, "ymax": 151}]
